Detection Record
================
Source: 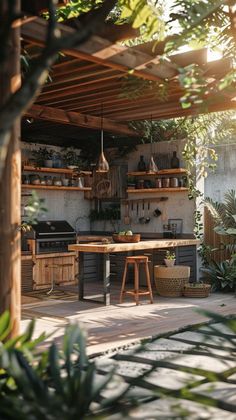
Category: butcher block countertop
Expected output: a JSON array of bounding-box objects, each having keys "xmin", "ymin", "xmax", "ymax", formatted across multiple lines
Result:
[{"xmin": 69, "ymin": 239, "xmax": 199, "ymax": 253}]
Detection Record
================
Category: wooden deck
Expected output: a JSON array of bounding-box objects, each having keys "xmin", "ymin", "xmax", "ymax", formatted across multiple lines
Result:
[{"xmin": 21, "ymin": 283, "xmax": 236, "ymax": 355}]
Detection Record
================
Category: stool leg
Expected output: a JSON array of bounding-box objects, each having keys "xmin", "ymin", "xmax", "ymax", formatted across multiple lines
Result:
[
  {"xmin": 145, "ymin": 261, "xmax": 153, "ymax": 304},
  {"xmin": 120, "ymin": 261, "xmax": 128, "ymax": 303},
  {"xmin": 134, "ymin": 262, "xmax": 139, "ymax": 305}
]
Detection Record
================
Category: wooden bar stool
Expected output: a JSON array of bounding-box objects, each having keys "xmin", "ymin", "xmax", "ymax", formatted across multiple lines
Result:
[{"xmin": 120, "ymin": 255, "xmax": 153, "ymax": 305}]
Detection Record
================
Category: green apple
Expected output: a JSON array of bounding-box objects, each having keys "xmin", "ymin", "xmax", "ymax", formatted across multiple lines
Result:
[{"xmin": 119, "ymin": 231, "xmax": 125, "ymax": 235}]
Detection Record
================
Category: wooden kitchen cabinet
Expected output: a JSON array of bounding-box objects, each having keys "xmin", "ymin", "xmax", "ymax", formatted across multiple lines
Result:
[{"xmin": 34, "ymin": 252, "xmax": 77, "ymax": 290}]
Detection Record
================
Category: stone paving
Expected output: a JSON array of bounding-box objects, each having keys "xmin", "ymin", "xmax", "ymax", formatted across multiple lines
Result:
[{"xmin": 94, "ymin": 318, "xmax": 236, "ymax": 419}]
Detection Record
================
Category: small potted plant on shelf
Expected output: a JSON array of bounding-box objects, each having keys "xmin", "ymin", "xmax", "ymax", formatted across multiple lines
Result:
[
  {"xmin": 31, "ymin": 147, "xmax": 53, "ymax": 168},
  {"xmin": 62, "ymin": 148, "xmax": 81, "ymax": 169},
  {"xmin": 164, "ymin": 250, "xmax": 176, "ymax": 267}
]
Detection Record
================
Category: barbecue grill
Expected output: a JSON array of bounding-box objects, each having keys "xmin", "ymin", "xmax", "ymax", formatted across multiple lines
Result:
[{"xmin": 24, "ymin": 220, "xmax": 76, "ymax": 254}]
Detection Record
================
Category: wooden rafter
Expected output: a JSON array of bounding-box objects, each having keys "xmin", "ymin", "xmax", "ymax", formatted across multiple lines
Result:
[
  {"xmin": 21, "ymin": 17, "xmax": 177, "ymax": 82},
  {"xmin": 25, "ymin": 104, "xmax": 139, "ymax": 136}
]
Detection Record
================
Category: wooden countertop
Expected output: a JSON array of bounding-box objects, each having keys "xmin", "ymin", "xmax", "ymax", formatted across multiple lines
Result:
[{"xmin": 69, "ymin": 239, "xmax": 199, "ymax": 254}]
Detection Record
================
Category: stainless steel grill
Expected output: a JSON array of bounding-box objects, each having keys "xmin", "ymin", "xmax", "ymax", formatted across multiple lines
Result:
[{"xmin": 26, "ymin": 220, "xmax": 76, "ymax": 254}]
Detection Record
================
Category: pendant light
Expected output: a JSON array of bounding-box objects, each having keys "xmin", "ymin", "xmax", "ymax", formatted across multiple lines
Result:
[
  {"xmin": 148, "ymin": 115, "xmax": 158, "ymax": 173},
  {"xmin": 96, "ymin": 103, "xmax": 109, "ymax": 173}
]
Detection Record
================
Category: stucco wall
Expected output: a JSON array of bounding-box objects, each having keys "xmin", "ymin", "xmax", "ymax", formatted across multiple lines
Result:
[{"xmin": 205, "ymin": 142, "xmax": 236, "ymax": 201}]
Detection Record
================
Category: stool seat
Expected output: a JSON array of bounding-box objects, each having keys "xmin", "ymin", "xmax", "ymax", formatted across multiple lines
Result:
[
  {"xmin": 120, "ymin": 255, "xmax": 153, "ymax": 305},
  {"xmin": 126, "ymin": 255, "xmax": 149, "ymax": 264}
]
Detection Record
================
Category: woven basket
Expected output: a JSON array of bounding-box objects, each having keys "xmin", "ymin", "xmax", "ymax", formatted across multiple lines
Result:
[
  {"xmin": 154, "ymin": 265, "xmax": 190, "ymax": 297},
  {"xmin": 183, "ymin": 283, "xmax": 211, "ymax": 298},
  {"xmin": 112, "ymin": 234, "xmax": 140, "ymax": 243}
]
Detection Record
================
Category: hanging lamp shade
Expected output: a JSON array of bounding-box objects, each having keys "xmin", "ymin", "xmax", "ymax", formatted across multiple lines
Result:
[{"xmin": 96, "ymin": 105, "xmax": 109, "ymax": 173}]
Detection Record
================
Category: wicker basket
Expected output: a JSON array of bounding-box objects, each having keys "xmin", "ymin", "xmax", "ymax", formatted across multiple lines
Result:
[
  {"xmin": 183, "ymin": 283, "xmax": 211, "ymax": 298},
  {"xmin": 154, "ymin": 265, "xmax": 190, "ymax": 297},
  {"xmin": 112, "ymin": 234, "xmax": 140, "ymax": 243}
]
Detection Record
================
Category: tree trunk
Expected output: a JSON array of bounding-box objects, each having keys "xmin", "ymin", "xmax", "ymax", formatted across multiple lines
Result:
[{"xmin": 0, "ymin": 1, "xmax": 21, "ymax": 335}]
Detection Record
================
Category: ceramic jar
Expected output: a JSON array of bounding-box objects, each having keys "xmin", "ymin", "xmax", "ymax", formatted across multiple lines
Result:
[{"xmin": 162, "ymin": 178, "xmax": 170, "ymax": 188}]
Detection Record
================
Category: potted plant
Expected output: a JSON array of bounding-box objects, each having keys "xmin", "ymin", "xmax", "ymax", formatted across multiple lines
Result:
[
  {"xmin": 164, "ymin": 250, "xmax": 176, "ymax": 267},
  {"xmin": 62, "ymin": 148, "xmax": 81, "ymax": 169},
  {"xmin": 31, "ymin": 147, "xmax": 53, "ymax": 168}
]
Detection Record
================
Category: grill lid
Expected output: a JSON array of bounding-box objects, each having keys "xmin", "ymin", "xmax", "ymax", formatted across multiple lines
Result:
[{"xmin": 32, "ymin": 220, "xmax": 75, "ymax": 237}]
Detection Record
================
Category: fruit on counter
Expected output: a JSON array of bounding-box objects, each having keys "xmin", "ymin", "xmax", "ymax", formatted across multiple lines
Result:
[{"xmin": 118, "ymin": 230, "xmax": 133, "ymax": 235}]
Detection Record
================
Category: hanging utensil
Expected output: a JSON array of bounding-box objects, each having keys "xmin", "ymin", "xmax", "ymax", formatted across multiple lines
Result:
[
  {"xmin": 145, "ymin": 200, "xmax": 151, "ymax": 223},
  {"xmin": 139, "ymin": 200, "xmax": 146, "ymax": 224},
  {"xmin": 124, "ymin": 202, "xmax": 130, "ymax": 225}
]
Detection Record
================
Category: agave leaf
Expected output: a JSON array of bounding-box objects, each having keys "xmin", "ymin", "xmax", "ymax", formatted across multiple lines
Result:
[
  {"xmin": 48, "ymin": 343, "xmax": 65, "ymax": 397},
  {"xmin": 14, "ymin": 350, "xmax": 48, "ymax": 401},
  {"xmin": 18, "ymin": 319, "xmax": 35, "ymax": 345},
  {"xmin": 0, "ymin": 312, "xmax": 11, "ymax": 342}
]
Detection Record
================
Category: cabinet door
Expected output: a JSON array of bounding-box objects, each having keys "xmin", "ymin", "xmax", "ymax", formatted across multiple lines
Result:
[
  {"xmin": 176, "ymin": 246, "xmax": 196, "ymax": 282},
  {"xmin": 34, "ymin": 255, "xmax": 77, "ymax": 290},
  {"xmin": 53, "ymin": 255, "xmax": 76, "ymax": 285},
  {"xmin": 34, "ymin": 257, "xmax": 55, "ymax": 289}
]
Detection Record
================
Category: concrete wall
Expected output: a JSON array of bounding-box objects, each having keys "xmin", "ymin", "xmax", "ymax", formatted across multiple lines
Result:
[
  {"xmin": 21, "ymin": 142, "xmax": 90, "ymax": 231},
  {"xmin": 205, "ymin": 142, "xmax": 236, "ymax": 201}
]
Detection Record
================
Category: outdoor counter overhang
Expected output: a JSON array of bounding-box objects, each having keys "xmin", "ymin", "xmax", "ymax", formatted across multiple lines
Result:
[
  {"xmin": 68, "ymin": 239, "xmax": 199, "ymax": 253},
  {"xmin": 68, "ymin": 239, "xmax": 200, "ymax": 306}
]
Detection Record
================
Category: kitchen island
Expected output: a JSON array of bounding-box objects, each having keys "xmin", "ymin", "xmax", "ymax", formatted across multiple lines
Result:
[{"xmin": 69, "ymin": 239, "xmax": 199, "ymax": 305}]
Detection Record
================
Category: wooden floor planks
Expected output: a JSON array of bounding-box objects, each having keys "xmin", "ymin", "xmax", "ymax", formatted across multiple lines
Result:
[{"xmin": 21, "ymin": 283, "xmax": 236, "ymax": 355}]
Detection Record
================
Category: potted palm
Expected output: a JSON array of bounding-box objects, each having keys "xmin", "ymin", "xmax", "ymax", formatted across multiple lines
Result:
[{"xmin": 164, "ymin": 250, "xmax": 176, "ymax": 267}]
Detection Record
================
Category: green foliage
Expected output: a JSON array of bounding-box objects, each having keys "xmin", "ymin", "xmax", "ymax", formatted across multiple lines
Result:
[
  {"xmin": 31, "ymin": 148, "xmax": 53, "ymax": 167},
  {"xmin": 62, "ymin": 147, "xmax": 88, "ymax": 169},
  {"xmin": 21, "ymin": 191, "xmax": 47, "ymax": 230},
  {"xmin": 119, "ymin": 0, "xmax": 165, "ymax": 40},
  {"xmin": 89, "ymin": 207, "xmax": 120, "ymax": 222},
  {"xmin": 0, "ymin": 312, "xmax": 123, "ymax": 420},
  {"xmin": 0, "ymin": 311, "xmax": 236, "ymax": 418},
  {"xmin": 165, "ymin": 250, "xmax": 175, "ymax": 260},
  {"xmin": 204, "ymin": 190, "xmax": 236, "ymax": 254},
  {"xmin": 202, "ymin": 257, "xmax": 236, "ymax": 291},
  {"xmin": 198, "ymin": 242, "xmax": 213, "ymax": 267}
]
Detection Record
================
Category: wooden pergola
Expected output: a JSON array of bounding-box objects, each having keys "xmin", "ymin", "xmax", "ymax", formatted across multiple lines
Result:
[{"xmin": 21, "ymin": 16, "xmax": 236, "ymax": 140}]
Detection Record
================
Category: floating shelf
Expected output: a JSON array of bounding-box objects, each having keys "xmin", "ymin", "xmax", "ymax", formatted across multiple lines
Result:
[
  {"xmin": 23, "ymin": 165, "xmax": 92, "ymax": 176},
  {"xmin": 21, "ymin": 184, "xmax": 92, "ymax": 191},
  {"xmin": 127, "ymin": 168, "xmax": 187, "ymax": 176},
  {"xmin": 127, "ymin": 188, "xmax": 188, "ymax": 193}
]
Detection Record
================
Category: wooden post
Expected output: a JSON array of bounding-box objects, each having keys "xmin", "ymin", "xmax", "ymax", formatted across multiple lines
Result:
[{"xmin": 0, "ymin": 1, "xmax": 21, "ymax": 336}]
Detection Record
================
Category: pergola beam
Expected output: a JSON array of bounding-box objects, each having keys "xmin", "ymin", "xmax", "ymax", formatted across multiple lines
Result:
[
  {"xmin": 21, "ymin": 17, "xmax": 176, "ymax": 82},
  {"xmin": 25, "ymin": 104, "xmax": 139, "ymax": 136}
]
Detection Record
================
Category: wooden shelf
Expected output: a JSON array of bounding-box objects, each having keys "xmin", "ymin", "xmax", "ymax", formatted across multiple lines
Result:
[
  {"xmin": 23, "ymin": 165, "xmax": 92, "ymax": 176},
  {"xmin": 22, "ymin": 184, "xmax": 92, "ymax": 191},
  {"xmin": 127, "ymin": 188, "xmax": 188, "ymax": 193},
  {"xmin": 127, "ymin": 168, "xmax": 187, "ymax": 176}
]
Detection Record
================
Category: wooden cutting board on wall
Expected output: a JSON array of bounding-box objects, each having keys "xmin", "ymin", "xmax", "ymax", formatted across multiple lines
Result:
[{"xmin": 84, "ymin": 165, "xmax": 127, "ymax": 200}]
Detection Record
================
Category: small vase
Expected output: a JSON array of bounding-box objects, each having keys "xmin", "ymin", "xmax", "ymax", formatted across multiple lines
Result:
[
  {"xmin": 164, "ymin": 259, "xmax": 176, "ymax": 267},
  {"xmin": 44, "ymin": 159, "xmax": 53, "ymax": 168},
  {"xmin": 148, "ymin": 155, "xmax": 158, "ymax": 173},
  {"xmin": 170, "ymin": 151, "xmax": 180, "ymax": 169},
  {"xmin": 137, "ymin": 155, "xmax": 146, "ymax": 171}
]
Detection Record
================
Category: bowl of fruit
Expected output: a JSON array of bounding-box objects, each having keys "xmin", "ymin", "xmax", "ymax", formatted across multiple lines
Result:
[{"xmin": 112, "ymin": 231, "xmax": 141, "ymax": 243}]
